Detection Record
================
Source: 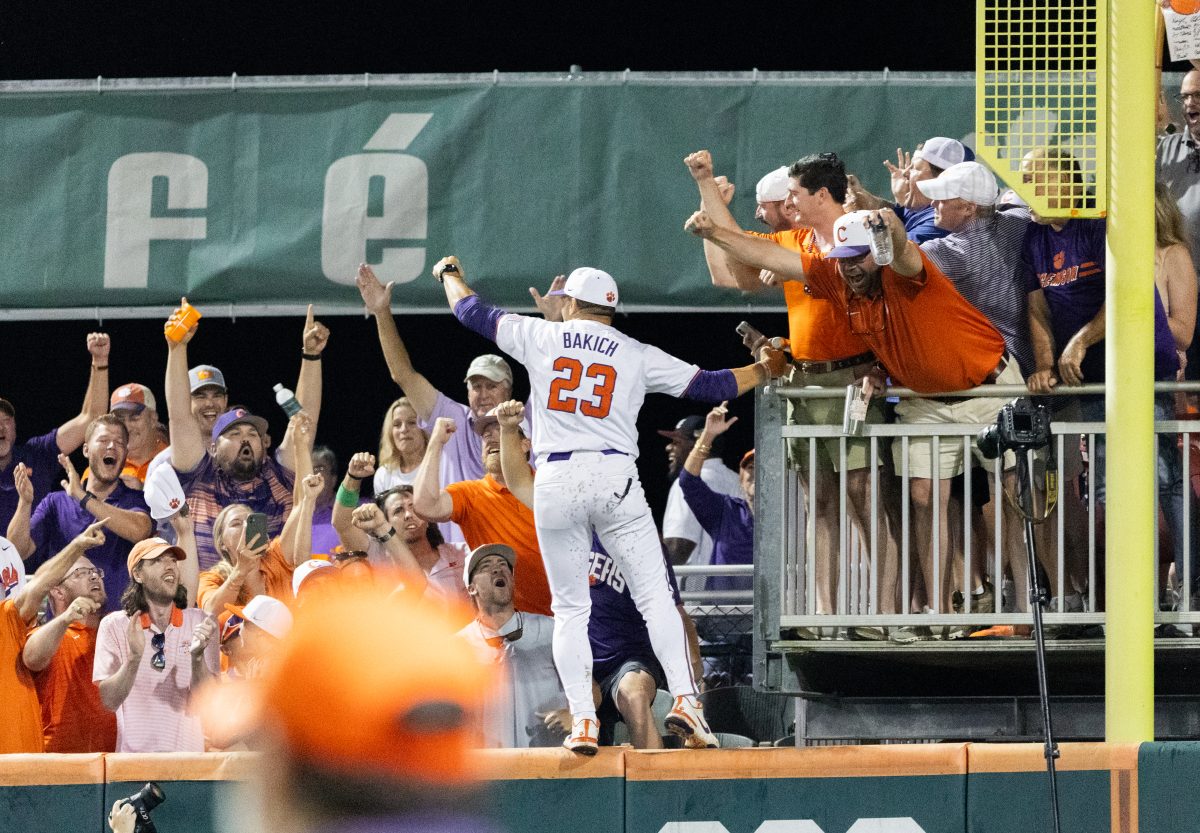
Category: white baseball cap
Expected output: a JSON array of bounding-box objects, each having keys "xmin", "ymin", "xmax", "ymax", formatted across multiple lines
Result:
[
  {"xmin": 292, "ymin": 559, "xmax": 335, "ymax": 596},
  {"xmin": 913, "ymin": 137, "xmax": 973, "ymax": 171},
  {"xmin": 144, "ymin": 464, "xmax": 188, "ymax": 521},
  {"xmin": 0, "ymin": 535, "xmax": 26, "ymax": 600},
  {"xmin": 916, "ymin": 162, "xmax": 999, "ymax": 206},
  {"xmin": 463, "ymin": 354, "xmax": 513, "ymax": 386},
  {"xmin": 755, "ymin": 166, "xmax": 791, "ymax": 204},
  {"xmin": 225, "ymin": 595, "xmax": 294, "ymax": 640},
  {"xmin": 562, "ymin": 267, "xmax": 619, "ymax": 308},
  {"xmin": 827, "ymin": 211, "xmax": 875, "ymax": 258}
]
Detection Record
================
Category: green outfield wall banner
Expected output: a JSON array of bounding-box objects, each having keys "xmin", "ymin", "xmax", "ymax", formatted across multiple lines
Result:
[{"xmin": 0, "ymin": 73, "xmax": 978, "ymax": 316}]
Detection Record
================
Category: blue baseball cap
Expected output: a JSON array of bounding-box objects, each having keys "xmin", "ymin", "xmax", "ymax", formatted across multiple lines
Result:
[{"xmin": 211, "ymin": 407, "xmax": 269, "ymax": 443}]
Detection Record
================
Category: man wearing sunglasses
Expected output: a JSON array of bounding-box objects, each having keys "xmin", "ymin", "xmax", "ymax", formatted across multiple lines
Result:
[
  {"xmin": 22, "ymin": 556, "xmax": 117, "ymax": 752},
  {"xmin": 94, "ymin": 535, "xmax": 219, "ymax": 752}
]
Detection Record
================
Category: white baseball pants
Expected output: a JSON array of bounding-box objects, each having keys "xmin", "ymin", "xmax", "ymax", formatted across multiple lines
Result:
[{"xmin": 533, "ymin": 452, "xmax": 698, "ymax": 720}]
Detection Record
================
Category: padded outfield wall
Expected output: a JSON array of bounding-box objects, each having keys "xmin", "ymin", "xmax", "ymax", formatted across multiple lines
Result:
[{"xmin": 2, "ymin": 742, "xmax": 1197, "ymax": 832}]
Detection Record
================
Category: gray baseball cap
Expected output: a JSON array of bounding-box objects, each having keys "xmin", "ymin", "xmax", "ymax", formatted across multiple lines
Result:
[
  {"xmin": 463, "ymin": 355, "xmax": 513, "ymax": 386},
  {"xmin": 188, "ymin": 365, "xmax": 227, "ymax": 393},
  {"xmin": 463, "ymin": 543, "xmax": 516, "ymax": 586}
]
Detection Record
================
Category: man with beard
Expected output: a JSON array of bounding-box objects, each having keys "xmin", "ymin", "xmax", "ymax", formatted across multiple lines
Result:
[
  {"xmin": 1158, "ymin": 67, "xmax": 1200, "ymax": 373},
  {"xmin": 658, "ymin": 414, "xmax": 739, "ymax": 593},
  {"xmin": 94, "ymin": 535, "xmax": 218, "ymax": 753},
  {"xmin": 22, "ymin": 553, "xmax": 117, "ymax": 751},
  {"xmin": 6, "ymin": 415, "xmax": 152, "ymax": 611},
  {"xmin": 0, "ymin": 518, "xmax": 107, "ymax": 753},
  {"xmin": 412, "ymin": 413, "xmax": 553, "ymax": 616},
  {"xmin": 0, "ymin": 333, "xmax": 111, "ymax": 533},
  {"xmin": 455, "ymin": 543, "xmax": 565, "ymax": 748},
  {"xmin": 686, "ymin": 205, "xmax": 1011, "ymax": 624},
  {"xmin": 164, "ymin": 303, "xmax": 326, "ymax": 566},
  {"xmin": 108, "ymin": 384, "xmax": 168, "ymax": 487},
  {"xmin": 344, "ymin": 488, "xmax": 469, "ymax": 612},
  {"xmin": 175, "ymin": 408, "xmax": 300, "ymax": 570}
]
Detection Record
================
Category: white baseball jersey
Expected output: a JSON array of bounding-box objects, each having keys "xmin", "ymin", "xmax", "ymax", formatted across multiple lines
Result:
[{"xmin": 496, "ymin": 315, "xmax": 700, "ymax": 461}]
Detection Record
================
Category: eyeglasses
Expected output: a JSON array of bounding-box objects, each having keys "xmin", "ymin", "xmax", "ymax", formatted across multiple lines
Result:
[
  {"xmin": 330, "ymin": 549, "xmax": 369, "ymax": 565},
  {"xmin": 1175, "ymin": 92, "xmax": 1200, "ymax": 102},
  {"xmin": 62, "ymin": 567, "xmax": 104, "ymax": 582},
  {"xmin": 150, "ymin": 632, "xmax": 166, "ymax": 671}
]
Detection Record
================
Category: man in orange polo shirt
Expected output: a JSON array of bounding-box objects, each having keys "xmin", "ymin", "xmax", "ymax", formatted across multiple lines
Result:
[
  {"xmin": 0, "ymin": 518, "xmax": 107, "ymax": 753},
  {"xmin": 688, "ymin": 203, "xmax": 1014, "ymax": 632},
  {"xmin": 690, "ymin": 153, "xmax": 898, "ymax": 629},
  {"xmin": 22, "ymin": 554, "xmax": 117, "ymax": 752},
  {"xmin": 412, "ymin": 410, "xmax": 552, "ymax": 616}
]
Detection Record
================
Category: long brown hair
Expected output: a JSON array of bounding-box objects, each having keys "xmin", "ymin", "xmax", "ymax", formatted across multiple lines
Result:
[{"xmin": 1156, "ymin": 181, "xmax": 1191, "ymax": 251}]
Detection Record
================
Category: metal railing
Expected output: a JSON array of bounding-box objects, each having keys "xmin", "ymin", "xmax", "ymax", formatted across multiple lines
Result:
[{"xmin": 754, "ymin": 381, "xmax": 1200, "ymax": 641}]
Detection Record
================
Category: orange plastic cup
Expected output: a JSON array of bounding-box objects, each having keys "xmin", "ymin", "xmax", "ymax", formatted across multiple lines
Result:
[{"xmin": 164, "ymin": 302, "xmax": 202, "ymax": 343}]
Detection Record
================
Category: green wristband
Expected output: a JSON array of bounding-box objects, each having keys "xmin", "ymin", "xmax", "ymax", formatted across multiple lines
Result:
[{"xmin": 335, "ymin": 484, "xmax": 360, "ymax": 508}]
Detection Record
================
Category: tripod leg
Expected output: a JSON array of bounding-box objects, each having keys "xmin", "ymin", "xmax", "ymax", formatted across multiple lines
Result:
[{"xmin": 1017, "ymin": 451, "xmax": 1063, "ymax": 833}]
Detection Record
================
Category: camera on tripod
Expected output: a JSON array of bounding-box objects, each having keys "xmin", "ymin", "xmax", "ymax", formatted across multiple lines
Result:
[{"xmin": 976, "ymin": 397, "xmax": 1052, "ymax": 459}]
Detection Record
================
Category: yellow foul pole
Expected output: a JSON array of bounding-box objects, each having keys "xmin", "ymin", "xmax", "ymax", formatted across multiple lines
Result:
[{"xmin": 1105, "ymin": 0, "xmax": 1156, "ymax": 742}]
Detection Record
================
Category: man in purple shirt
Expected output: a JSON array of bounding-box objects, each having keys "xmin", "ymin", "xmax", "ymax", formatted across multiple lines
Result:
[
  {"xmin": 6, "ymin": 415, "xmax": 152, "ymax": 611},
  {"xmin": 0, "ymin": 333, "xmax": 111, "ymax": 534},
  {"xmin": 356, "ymin": 263, "xmax": 528, "ymax": 544}
]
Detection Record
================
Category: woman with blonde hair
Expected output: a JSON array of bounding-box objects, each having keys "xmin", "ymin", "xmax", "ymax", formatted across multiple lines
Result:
[{"xmin": 373, "ymin": 397, "xmax": 429, "ymax": 492}]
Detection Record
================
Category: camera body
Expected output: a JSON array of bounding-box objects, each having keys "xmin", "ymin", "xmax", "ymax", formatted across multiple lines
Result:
[
  {"xmin": 122, "ymin": 782, "xmax": 166, "ymax": 833},
  {"xmin": 977, "ymin": 398, "xmax": 1052, "ymax": 459}
]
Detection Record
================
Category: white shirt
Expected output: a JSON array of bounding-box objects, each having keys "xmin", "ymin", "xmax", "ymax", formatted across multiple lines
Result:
[
  {"xmin": 663, "ymin": 458, "xmax": 742, "ymax": 592},
  {"xmin": 456, "ymin": 612, "xmax": 565, "ymax": 748},
  {"xmin": 367, "ymin": 540, "xmax": 469, "ymax": 608},
  {"xmin": 372, "ymin": 464, "xmax": 419, "ymax": 493},
  {"xmin": 496, "ymin": 315, "xmax": 699, "ymax": 463}
]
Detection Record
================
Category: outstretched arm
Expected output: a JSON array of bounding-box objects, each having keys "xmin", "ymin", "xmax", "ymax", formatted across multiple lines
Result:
[
  {"xmin": 686, "ymin": 211, "xmax": 810, "ymax": 282},
  {"xmin": 684, "ymin": 152, "xmax": 771, "ymax": 292},
  {"xmin": 6, "ymin": 464, "xmax": 35, "ymax": 558},
  {"xmin": 57, "ymin": 333, "xmax": 111, "ymax": 454},
  {"xmin": 165, "ymin": 301, "xmax": 206, "ymax": 473},
  {"xmin": 356, "ymin": 264, "xmax": 441, "ymax": 422},
  {"xmin": 13, "ymin": 519, "xmax": 107, "ymax": 623},
  {"xmin": 496, "ymin": 400, "xmax": 534, "ymax": 509},
  {"xmin": 332, "ymin": 453, "xmax": 373, "ymax": 552},
  {"xmin": 293, "ymin": 305, "xmax": 328, "ymax": 424},
  {"xmin": 411, "ymin": 419, "xmax": 456, "ymax": 523}
]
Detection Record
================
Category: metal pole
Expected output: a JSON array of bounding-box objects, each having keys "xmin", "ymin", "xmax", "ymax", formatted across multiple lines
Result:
[{"xmin": 1105, "ymin": 0, "xmax": 1156, "ymax": 743}]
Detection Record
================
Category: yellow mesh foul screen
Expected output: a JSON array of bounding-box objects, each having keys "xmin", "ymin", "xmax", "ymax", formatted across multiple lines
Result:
[{"xmin": 977, "ymin": 0, "xmax": 1107, "ymax": 217}]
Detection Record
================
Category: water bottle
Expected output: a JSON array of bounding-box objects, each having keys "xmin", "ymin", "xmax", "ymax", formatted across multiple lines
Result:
[
  {"xmin": 867, "ymin": 216, "xmax": 894, "ymax": 266},
  {"xmin": 273, "ymin": 384, "xmax": 302, "ymax": 417}
]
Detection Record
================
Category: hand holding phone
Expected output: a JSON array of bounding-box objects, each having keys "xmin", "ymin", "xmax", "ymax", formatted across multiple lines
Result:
[{"xmin": 244, "ymin": 512, "xmax": 269, "ymax": 551}]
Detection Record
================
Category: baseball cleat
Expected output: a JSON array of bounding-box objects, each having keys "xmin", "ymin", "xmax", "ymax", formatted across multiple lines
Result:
[
  {"xmin": 664, "ymin": 695, "xmax": 719, "ymax": 748},
  {"xmin": 563, "ymin": 717, "xmax": 599, "ymax": 755}
]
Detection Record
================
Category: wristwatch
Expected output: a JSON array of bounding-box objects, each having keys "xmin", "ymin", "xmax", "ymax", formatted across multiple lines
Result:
[
  {"xmin": 372, "ymin": 526, "xmax": 397, "ymax": 543},
  {"xmin": 79, "ymin": 490, "xmax": 96, "ymax": 511},
  {"xmin": 436, "ymin": 263, "xmax": 459, "ymax": 284}
]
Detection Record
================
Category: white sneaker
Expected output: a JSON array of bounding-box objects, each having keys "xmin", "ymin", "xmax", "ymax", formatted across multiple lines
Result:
[
  {"xmin": 664, "ymin": 695, "xmax": 719, "ymax": 749},
  {"xmin": 563, "ymin": 717, "xmax": 599, "ymax": 755}
]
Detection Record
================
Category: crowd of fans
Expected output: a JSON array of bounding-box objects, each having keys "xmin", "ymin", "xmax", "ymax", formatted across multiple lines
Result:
[{"xmin": 3, "ymin": 73, "xmax": 1199, "ymax": 758}]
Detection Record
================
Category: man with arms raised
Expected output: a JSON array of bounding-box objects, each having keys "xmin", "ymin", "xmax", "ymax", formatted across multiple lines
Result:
[
  {"xmin": 0, "ymin": 518, "xmax": 106, "ymax": 752},
  {"xmin": 434, "ymin": 254, "xmax": 785, "ymax": 752}
]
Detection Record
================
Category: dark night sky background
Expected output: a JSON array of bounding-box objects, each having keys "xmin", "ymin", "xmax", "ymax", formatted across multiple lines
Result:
[{"xmin": 0, "ymin": 3, "xmax": 1185, "ymax": 522}]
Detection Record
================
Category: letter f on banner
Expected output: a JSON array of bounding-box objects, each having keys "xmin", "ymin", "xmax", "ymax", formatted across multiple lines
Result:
[
  {"xmin": 103, "ymin": 153, "xmax": 208, "ymax": 289},
  {"xmin": 321, "ymin": 113, "xmax": 432, "ymax": 286}
]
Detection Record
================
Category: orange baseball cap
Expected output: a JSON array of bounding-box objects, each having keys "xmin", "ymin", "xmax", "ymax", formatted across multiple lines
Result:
[
  {"xmin": 203, "ymin": 577, "xmax": 495, "ymax": 783},
  {"xmin": 126, "ymin": 537, "xmax": 186, "ymax": 576}
]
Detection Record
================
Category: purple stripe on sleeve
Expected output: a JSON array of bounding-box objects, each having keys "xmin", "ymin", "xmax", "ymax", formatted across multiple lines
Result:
[
  {"xmin": 453, "ymin": 294, "xmax": 507, "ymax": 342},
  {"xmin": 683, "ymin": 369, "xmax": 738, "ymax": 403}
]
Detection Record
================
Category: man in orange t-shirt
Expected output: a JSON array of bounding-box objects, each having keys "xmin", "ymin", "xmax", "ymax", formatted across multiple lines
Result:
[
  {"xmin": 22, "ymin": 554, "xmax": 116, "ymax": 752},
  {"xmin": 689, "ymin": 204, "xmax": 1014, "ymax": 622},
  {"xmin": 413, "ymin": 412, "xmax": 552, "ymax": 616},
  {"xmin": 691, "ymin": 155, "xmax": 896, "ymax": 625},
  {"xmin": 0, "ymin": 519, "xmax": 107, "ymax": 753}
]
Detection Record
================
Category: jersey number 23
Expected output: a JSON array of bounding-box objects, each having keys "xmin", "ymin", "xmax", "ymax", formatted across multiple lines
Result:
[{"xmin": 547, "ymin": 357, "xmax": 616, "ymax": 419}]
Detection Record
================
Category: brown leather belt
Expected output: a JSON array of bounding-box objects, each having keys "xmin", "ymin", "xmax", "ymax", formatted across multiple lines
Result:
[
  {"xmin": 792, "ymin": 351, "xmax": 875, "ymax": 376},
  {"xmin": 926, "ymin": 355, "xmax": 1010, "ymax": 402}
]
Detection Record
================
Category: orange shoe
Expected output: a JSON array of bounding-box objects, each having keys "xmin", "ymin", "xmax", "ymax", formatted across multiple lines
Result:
[
  {"xmin": 563, "ymin": 717, "xmax": 599, "ymax": 755},
  {"xmin": 969, "ymin": 625, "xmax": 1031, "ymax": 638},
  {"xmin": 664, "ymin": 695, "xmax": 719, "ymax": 749}
]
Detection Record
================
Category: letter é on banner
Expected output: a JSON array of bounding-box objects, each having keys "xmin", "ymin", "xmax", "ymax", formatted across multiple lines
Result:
[
  {"xmin": 103, "ymin": 153, "xmax": 208, "ymax": 289},
  {"xmin": 321, "ymin": 113, "xmax": 432, "ymax": 286}
]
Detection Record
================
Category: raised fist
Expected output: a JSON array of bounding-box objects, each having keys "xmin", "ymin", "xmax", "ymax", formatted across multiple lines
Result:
[{"xmin": 684, "ymin": 150, "xmax": 714, "ymax": 181}]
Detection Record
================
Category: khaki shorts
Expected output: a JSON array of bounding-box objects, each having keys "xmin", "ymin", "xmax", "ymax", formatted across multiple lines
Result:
[
  {"xmin": 786, "ymin": 359, "xmax": 881, "ymax": 473},
  {"xmin": 892, "ymin": 358, "xmax": 1025, "ymax": 480}
]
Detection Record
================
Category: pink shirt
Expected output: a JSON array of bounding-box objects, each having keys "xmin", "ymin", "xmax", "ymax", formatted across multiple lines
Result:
[{"xmin": 93, "ymin": 607, "xmax": 220, "ymax": 753}]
